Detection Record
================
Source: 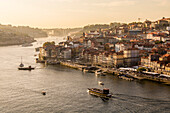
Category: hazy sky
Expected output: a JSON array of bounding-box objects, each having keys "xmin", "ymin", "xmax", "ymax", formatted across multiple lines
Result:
[{"xmin": 0, "ymin": 0, "xmax": 169, "ymax": 28}]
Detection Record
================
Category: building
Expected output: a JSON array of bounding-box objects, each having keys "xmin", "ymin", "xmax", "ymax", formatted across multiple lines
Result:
[
  {"xmin": 63, "ymin": 48, "xmax": 72, "ymax": 59},
  {"xmin": 123, "ymin": 48, "xmax": 140, "ymax": 66},
  {"xmin": 113, "ymin": 51, "xmax": 124, "ymax": 67}
]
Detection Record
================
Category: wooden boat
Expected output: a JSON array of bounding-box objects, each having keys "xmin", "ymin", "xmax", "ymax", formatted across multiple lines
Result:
[{"xmin": 88, "ymin": 88, "xmax": 112, "ymax": 99}]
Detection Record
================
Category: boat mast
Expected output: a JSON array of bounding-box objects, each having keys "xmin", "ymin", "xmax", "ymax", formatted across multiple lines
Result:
[
  {"xmin": 21, "ymin": 56, "xmax": 22, "ymax": 63},
  {"xmin": 19, "ymin": 56, "xmax": 24, "ymax": 67}
]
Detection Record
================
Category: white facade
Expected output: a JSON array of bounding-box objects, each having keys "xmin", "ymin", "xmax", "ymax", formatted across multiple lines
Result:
[
  {"xmin": 147, "ymin": 33, "xmax": 161, "ymax": 41},
  {"xmin": 115, "ymin": 43, "xmax": 125, "ymax": 52},
  {"xmin": 87, "ymin": 40, "xmax": 92, "ymax": 47}
]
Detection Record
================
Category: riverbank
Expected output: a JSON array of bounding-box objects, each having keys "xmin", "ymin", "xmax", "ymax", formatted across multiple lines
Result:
[
  {"xmin": 40, "ymin": 60, "xmax": 170, "ymax": 85},
  {"xmin": 0, "ymin": 40, "xmax": 36, "ymax": 47}
]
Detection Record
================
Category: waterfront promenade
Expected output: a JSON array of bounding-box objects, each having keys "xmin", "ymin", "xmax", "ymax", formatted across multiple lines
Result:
[{"xmin": 41, "ymin": 60, "xmax": 170, "ymax": 85}]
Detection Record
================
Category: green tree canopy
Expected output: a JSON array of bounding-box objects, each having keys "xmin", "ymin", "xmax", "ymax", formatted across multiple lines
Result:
[
  {"xmin": 43, "ymin": 41, "xmax": 55, "ymax": 47},
  {"xmin": 137, "ymin": 67, "xmax": 146, "ymax": 72}
]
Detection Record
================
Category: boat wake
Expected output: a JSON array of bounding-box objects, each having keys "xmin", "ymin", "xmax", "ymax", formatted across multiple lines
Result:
[{"xmin": 110, "ymin": 93, "xmax": 170, "ymax": 112}]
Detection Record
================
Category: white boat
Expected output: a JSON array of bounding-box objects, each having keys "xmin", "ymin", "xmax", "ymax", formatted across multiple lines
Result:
[
  {"xmin": 98, "ymin": 81, "xmax": 104, "ymax": 85},
  {"xmin": 95, "ymin": 70, "xmax": 107, "ymax": 76},
  {"xmin": 95, "ymin": 69, "xmax": 102, "ymax": 75}
]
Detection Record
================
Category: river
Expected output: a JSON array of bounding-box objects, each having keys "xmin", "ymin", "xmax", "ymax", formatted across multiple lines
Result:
[{"xmin": 0, "ymin": 37, "xmax": 169, "ymax": 113}]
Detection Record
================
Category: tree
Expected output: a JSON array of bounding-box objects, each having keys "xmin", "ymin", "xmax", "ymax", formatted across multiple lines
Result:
[
  {"xmin": 155, "ymin": 40, "xmax": 163, "ymax": 44},
  {"xmin": 137, "ymin": 67, "xmax": 146, "ymax": 72},
  {"xmin": 43, "ymin": 41, "xmax": 55, "ymax": 47}
]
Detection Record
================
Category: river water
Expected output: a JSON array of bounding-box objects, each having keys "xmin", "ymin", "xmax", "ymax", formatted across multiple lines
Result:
[{"xmin": 0, "ymin": 37, "xmax": 170, "ymax": 113}]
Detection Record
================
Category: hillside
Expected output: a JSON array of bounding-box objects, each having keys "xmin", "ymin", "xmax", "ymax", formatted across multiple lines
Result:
[
  {"xmin": 43, "ymin": 28, "xmax": 82, "ymax": 37},
  {"xmin": 67, "ymin": 23, "xmax": 121, "ymax": 37},
  {"xmin": 0, "ymin": 24, "xmax": 48, "ymax": 38},
  {"xmin": 0, "ymin": 30, "xmax": 35, "ymax": 46},
  {"xmin": 0, "ymin": 24, "xmax": 47, "ymax": 46}
]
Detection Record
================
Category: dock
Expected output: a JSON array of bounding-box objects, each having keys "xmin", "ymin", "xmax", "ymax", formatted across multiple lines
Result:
[{"xmin": 60, "ymin": 62, "xmax": 86, "ymax": 70}]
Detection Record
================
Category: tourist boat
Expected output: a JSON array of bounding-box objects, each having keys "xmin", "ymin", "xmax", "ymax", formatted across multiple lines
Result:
[{"xmin": 88, "ymin": 88, "xmax": 112, "ymax": 99}]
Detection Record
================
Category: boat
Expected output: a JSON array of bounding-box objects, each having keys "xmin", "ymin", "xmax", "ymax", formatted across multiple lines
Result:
[
  {"xmin": 83, "ymin": 66, "xmax": 99, "ymax": 73},
  {"xmin": 35, "ymin": 47, "xmax": 40, "ymax": 52},
  {"xmin": 98, "ymin": 81, "xmax": 104, "ymax": 85},
  {"xmin": 41, "ymin": 91, "xmax": 46, "ymax": 95},
  {"xmin": 101, "ymin": 72, "xmax": 107, "ymax": 76},
  {"xmin": 95, "ymin": 69, "xmax": 102, "ymax": 75},
  {"xmin": 18, "ymin": 57, "xmax": 35, "ymax": 70},
  {"xmin": 118, "ymin": 74, "xmax": 133, "ymax": 81},
  {"xmin": 18, "ymin": 66, "xmax": 35, "ymax": 70},
  {"xmin": 88, "ymin": 88, "xmax": 112, "ymax": 99},
  {"xmin": 95, "ymin": 70, "xmax": 107, "ymax": 76}
]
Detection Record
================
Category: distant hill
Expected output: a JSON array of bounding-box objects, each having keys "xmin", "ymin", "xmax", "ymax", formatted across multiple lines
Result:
[
  {"xmin": 43, "ymin": 28, "xmax": 82, "ymax": 37},
  {"xmin": 0, "ymin": 24, "xmax": 47, "ymax": 46},
  {"xmin": 64, "ymin": 23, "xmax": 121, "ymax": 37},
  {"xmin": 0, "ymin": 24, "xmax": 48, "ymax": 38},
  {"xmin": 0, "ymin": 30, "xmax": 35, "ymax": 46},
  {"xmin": 43, "ymin": 24, "xmax": 111, "ymax": 38},
  {"xmin": 72, "ymin": 24, "xmax": 110, "ymax": 37}
]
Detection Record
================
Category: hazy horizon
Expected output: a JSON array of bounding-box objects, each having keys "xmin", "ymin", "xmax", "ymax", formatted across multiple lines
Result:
[{"xmin": 0, "ymin": 0, "xmax": 169, "ymax": 28}]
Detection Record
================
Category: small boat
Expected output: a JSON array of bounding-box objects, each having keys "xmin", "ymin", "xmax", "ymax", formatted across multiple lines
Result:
[
  {"xmin": 83, "ymin": 66, "xmax": 99, "ymax": 73},
  {"xmin": 95, "ymin": 70, "xmax": 107, "ymax": 76},
  {"xmin": 18, "ymin": 66, "xmax": 35, "ymax": 70},
  {"xmin": 98, "ymin": 81, "xmax": 104, "ymax": 85},
  {"xmin": 95, "ymin": 69, "xmax": 102, "ymax": 75},
  {"xmin": 35, "ymin": 47, "xmax": 40, "ymax": 52},
  {"xmin": 88, "ymin": 88, "xmax": 112, "ymax": 99},
  {"xmin": 18, "ymin": 57, "xmax": 35, "ymax": 70},
  {"xmin": 118, "ymin": 74, "xmax": 133, "ymax": 81},
  {"xmin": 41, "ymin": 91, "xmax": 46, "ymax": 95},
  {"xmin": 101, "ymin": 72, "xmax": 107, "ymax": 76}
]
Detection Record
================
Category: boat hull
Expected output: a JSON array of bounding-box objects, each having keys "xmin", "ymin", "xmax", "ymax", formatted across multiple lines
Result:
[
  {"xmin": 18, "ymin": 67, "xmax": 35, "ymax": 70},
  {"xmin": 88, "ymin": 88, "xmax": 112, "ymax": 98}
]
